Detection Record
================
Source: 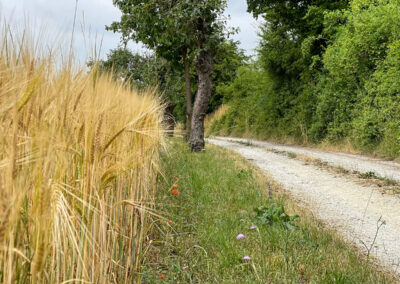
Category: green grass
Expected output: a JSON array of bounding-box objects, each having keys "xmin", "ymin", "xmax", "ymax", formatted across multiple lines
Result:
[{"xmin": 142, "ymin": 139, "xmax": 396, "ymax": 283}]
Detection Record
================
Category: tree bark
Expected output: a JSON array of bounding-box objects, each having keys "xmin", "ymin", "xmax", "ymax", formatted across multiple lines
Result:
[
  {"xmin": 189, "ymin": 49, "xmax": 214, "ymax": 152},
  {"xmin": 183, "ymin": 50, "xmax": 192, "ymax": 141}
]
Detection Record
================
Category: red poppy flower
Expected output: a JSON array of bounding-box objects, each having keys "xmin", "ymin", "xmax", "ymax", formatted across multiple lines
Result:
[
  {"xmin": 171, "ymin": 189, "xmax": 179, "ymax": 195},
  {"xmin": 168, "ymin": 220, "xmax": 173, "ymax": 225},
  {"xmin": 173, "ymin": 184, "xmax": 178, "ymax": 188},
  {"xmin": 159, "ymin": 273, "xmax": 165, "ymax": 279}
]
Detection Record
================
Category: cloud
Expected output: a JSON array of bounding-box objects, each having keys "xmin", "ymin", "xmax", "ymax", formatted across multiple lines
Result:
[
  {"xmin": 1, "ymin": 0, "xmax": 261, "ymax": 61},
  {"xmin": 225, "ymin": 0, "xmax": 262, "ymax": 56}
]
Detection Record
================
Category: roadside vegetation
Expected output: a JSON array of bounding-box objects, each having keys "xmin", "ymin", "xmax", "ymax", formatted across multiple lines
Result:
[
  {"xmin": 0, "ymin": 24, "xmax": 164, "ymax": 283},
  {"xmin": 206, "ymin": 0, "xmax": 400, "ymax": 161},
  {"xmin": 143, "ymin": 139, "xmax": 396, "ymax": 282}
]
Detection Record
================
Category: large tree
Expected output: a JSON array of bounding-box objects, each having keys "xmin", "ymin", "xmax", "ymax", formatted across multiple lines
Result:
[{"xmin": 108, "ymin": 0, "xmax": 228, "ymax": 151}]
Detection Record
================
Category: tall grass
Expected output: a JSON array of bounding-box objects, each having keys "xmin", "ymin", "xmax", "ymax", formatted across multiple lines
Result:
[
  {"xmin": 204, "ymin": 104, "xmax": 228, "ymax": 136},
  {"xmin": 0, "ymin": 22, "xmax": 164, "ymax": 283}
]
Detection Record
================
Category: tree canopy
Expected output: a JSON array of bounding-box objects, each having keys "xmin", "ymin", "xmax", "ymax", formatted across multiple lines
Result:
[
  {"xmin": 92, "ymin": 47, "xmax": 184, "ymax": 106},
  {"xmin": 108, "ymin": 0, "xmax": 229, "ymax": 63}
]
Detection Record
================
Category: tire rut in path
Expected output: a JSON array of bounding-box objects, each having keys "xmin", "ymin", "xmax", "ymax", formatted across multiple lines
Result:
[{"xmin": 208, "ymin": 138, "xmax": 400, "ymax": 274}]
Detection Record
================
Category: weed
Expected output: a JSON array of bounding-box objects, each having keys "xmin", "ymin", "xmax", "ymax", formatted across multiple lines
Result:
[
  {"xmin": 382, "ymin": 178, "xmax": 398, "ymax": 187},
  {"xmin": 315, "ymin": 160, "xmax": 329, "ymax": 167},
  {"xmin": 254, "ymin": 203, "xmax": 299, "ymax": 230},
  {"xmin": 360, "ymin": 217, "xmax": 386, "ymax": 260},
  {"xmin": 359, "ymin": 171, "xmax": 379, "ymax": 179}
]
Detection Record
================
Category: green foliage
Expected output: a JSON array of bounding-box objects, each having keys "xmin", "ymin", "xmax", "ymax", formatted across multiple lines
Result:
[
  {"xmin": 211, "ymin": 0, "xmax": 400, "ymax": 159},
  {"xmin": 238, "ymin": 0, "xmax": 349, "ymax": 142},
  {"xmin": 358, "ymin": 171, "xmax": 379, "ymax": 179},
  {"xmin": 209, "ymin": 39, "xmax": 248, "ymax": 112},
  {"xmin": 209, "ymin": 63, "xmax": 312, "ymax": 140},
  {"xmin": 108, "ymin": 0, "xmax": 232, "ymax": 81},
  {"xmin": 314, "ymin": 0, "xmax": 400, "ymax": 155},
  {"xmin": 254, "ymin": 204, "xmax": 299, "ymax": 230},
  {"xmin": 91, "ymin": 47, "xmax": 184, "ymax": 107},
  {"xmin": 112, "ymin": 0, "xmax": 229, "ymax": 53}
]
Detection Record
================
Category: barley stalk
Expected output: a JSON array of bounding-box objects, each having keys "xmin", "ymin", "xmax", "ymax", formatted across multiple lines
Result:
[{"xmin": 0, "ymin": 20, "xmax": 164, "ymax": 283}]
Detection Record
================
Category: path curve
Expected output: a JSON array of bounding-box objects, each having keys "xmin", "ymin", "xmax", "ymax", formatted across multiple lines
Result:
[{"xmin": 208, "ymin": 137, "xmax": 400, "ymax": 273}]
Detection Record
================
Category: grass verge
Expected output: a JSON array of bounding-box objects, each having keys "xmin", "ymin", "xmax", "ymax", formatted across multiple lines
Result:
[{"xmin": 142, "ymin": 139, "xmax": 397, "ymax": 283}]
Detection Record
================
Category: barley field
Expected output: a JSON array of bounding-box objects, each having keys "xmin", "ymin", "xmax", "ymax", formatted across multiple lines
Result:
[{"xmin": 0, "ymin": 23, "xmax": 164, "ymax": 283}]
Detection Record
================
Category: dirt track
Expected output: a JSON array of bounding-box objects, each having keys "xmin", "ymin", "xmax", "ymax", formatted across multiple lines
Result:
[
  {"xmin": 208, "ymin": 137, "xmax": 400, "ymax": 273},
  {"xmin": 219, "ymin": 137, "xmax": 400, "ymax": 182}
]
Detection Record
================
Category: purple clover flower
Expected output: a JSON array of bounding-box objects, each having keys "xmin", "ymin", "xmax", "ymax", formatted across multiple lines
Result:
[
  {"xmin": 250, "ymin": 225, "xmax": 257, "ymax": 230},
  {"xmin": 242, "ymin": 256, "xmax": 251, "ymax": 260},
  {"xmin": 236, "ymin": 234, "xmax": 245, "ymax": 240}
]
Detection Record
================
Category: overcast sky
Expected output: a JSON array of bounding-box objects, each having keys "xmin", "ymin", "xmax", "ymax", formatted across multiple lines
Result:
[{"xmin": 1, "ymin": 0, "xmax": 261, "ymax": 63}]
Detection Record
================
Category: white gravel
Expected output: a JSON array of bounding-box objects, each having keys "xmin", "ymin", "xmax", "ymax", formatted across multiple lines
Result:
[
  {"xmin": 208, "ymin": 137, "xmax": 400, "ymax": 273},
  {"xmin": 217, "ymin": 136, "xmax": 400, "ymax": 183}
]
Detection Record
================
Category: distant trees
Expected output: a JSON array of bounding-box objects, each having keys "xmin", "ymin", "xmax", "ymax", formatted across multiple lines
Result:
[
  {"xmin": 108, "ymin": 0, "xmax": 230, "ymax": 151},
  {"xmin": 93, "ymin": 48, "xmax": 183, "ymax": 104},
  {"xmin": 90, "ymin": 48, "xmax": 184, "ymax": 134}
]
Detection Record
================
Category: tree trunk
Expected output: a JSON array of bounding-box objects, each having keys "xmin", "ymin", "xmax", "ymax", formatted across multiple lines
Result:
[
  {"xmin": 183, "ymin": 51, "xmax": 192, "ymax": 141},
  {"xmin": 189, "ymin": 50, "xmax": 214, "ymax": 152}
]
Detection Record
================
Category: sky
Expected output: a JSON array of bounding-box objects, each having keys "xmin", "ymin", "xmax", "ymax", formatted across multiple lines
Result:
[{"xmin": 0, "ymin": 0, "xmax": 262, "ymax": 63}]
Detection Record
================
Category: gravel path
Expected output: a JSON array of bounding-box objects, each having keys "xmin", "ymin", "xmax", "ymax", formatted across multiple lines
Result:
[
  {"xmin": 217, "ymin": 136, "xmax": 400, "ymax": 183},
  {"xmin": 208, "ymin": 137, "xmax": 400, "ymax": 273}
]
